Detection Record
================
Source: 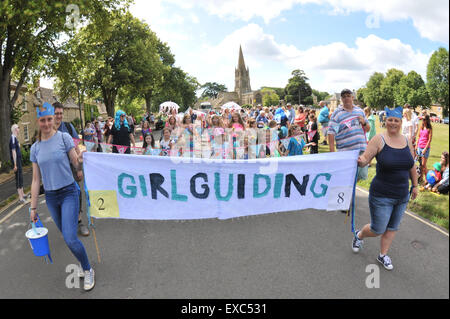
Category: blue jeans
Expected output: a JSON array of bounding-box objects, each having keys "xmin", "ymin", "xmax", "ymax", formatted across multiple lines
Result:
[
  {"xmin": 369, "ymin": 193, "xmax": 410, "ymax": 235},
  {"xmin": 45, "ymin": 182, "xmax": 91, "ymax": 271}
]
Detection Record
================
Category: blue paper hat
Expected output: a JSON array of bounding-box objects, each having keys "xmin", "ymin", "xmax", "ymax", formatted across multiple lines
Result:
[
  {"xmin": 384, "ymin": 106, "xmax": 403, "ymax": 119},
  {"xmin": 36, "ymin": 102, "xmax": 55, "ymax": 118}
]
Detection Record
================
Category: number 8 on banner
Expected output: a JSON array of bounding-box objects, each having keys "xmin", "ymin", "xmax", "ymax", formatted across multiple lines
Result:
[
  {"xmin": 327, "ymin": 187, "xmax": 352, "ymax": 211},
  {"xmin": 88, "ymin": 190, "xmax": 120, "ymax": 218}
]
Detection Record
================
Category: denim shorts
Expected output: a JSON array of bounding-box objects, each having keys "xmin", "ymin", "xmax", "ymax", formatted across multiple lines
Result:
[
  {"xmin": 369, "ymin": 193, "xmax": 410, "ymax": 234},
  {"xmin": 417, "ymin": 147, "xmax": 430, "ymax": 159}
]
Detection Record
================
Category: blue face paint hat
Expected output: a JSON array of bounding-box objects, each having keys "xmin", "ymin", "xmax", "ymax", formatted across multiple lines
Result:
[
  {"xmin": 384, "ymin": 106, "xmax": 403, "ymax": 119},
  {"xmin": 36, "ymin": 102, "xmax": 54, "ymax": 118}
]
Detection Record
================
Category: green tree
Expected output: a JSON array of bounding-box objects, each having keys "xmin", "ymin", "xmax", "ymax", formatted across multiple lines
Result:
[
  {"xmin": 395, "ymin": 71, "xmax": 431, "ymax": 108},
  {"xmin": 0, "ymin": 0, "xmax": 126, "ymax": 164},
  {"xmin": 261, "ymin": 88, "xmax": 280, "ymax": 107},
  {"xmin": 382, "ymin": 68, "xmax": 405, "ymax": 107},
  {"xmin": 200, "ymin": 82, "xmax": 227, "ymax": 99},
  {"xmin": 54, "ymin": 10, "xmax": 161, "ymax": 117},
  {"xmin": 285, "ymin": 69, "xmax": 312, "ymax": 105},
  {"xmin": 153, "ymin": 67, "xmax": 199, "ymax": 112},
  {"xmin": 261, "ymin": 87, "xmax": 285, "ymax": 101},
  {"xmin": 356, "ymin": 87, "xmax": 367, "ymax": 107},
  {"xmin": 364, "ymin": 72, "xmax": 386, "ymax": 109},
  {"xmin": 312, "ymin": 89, "xmax": 330, "ymax": 103},
  {"xmin": 427, "ymin": 47, "xmax": 449, "ymax": 116}
]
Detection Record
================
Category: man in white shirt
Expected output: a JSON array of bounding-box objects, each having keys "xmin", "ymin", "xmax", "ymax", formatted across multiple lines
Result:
[{"xmin": 405, "ymin": 104, "xmax": 419, "ymax": 147}]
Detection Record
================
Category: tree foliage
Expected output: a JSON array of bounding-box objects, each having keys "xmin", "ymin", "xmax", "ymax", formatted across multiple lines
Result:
[
  {"xmin": 0, "ymin": 0, "xmax": 127, "ymax": 164},
  {"xmin": 284, "ymin": 69, "xmax": 312, "ymax": 105},
  {"xmin": 200, "ymin": 82, "xmax": 227, "ymax": 99},
  {"xmin": 427, "ymin": 47, "xmax": 449, "ymax": 116}
]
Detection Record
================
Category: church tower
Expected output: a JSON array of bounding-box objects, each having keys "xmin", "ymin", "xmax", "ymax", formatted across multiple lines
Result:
[{"xmin": 235, "ymin": 45, "xmax": 252, "ymax": 98}]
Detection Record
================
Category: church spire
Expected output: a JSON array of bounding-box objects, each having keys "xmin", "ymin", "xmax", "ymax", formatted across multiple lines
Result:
[{"xmin": 238, "ymin": 45, "xmax": 246, "ymax": 70}]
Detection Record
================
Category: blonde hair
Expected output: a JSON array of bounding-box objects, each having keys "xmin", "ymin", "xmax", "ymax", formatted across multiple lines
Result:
[
  {"xmin": 403, "ymin": 109, "xmax": 412, "ymax": 121},
  {"xmin": 364, "ymin": 107, "xmax": 371, "ymax": 118},
  {"xmin": 11, "ymin": 124, "xmax": 19, "ymax": 135}
]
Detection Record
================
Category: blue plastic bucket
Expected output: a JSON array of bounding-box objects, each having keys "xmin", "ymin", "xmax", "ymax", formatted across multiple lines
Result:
[{"xmin": 25, "ymin": 223, "xmax": 50, "ymax": 258}]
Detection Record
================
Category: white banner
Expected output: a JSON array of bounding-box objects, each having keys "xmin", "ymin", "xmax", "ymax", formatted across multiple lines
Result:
[{"xmin": 83, "ymin": 151, "xmax": 359, "ymax": 220}]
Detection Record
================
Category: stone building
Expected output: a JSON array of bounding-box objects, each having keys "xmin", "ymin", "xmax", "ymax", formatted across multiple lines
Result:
[
  {"xmin": 206, "ymin": 46, "xmax": 262, "ymax": 108},
  {"xmin": 10, "ymin": 81, "xmax": 84, "ymax": 146}
]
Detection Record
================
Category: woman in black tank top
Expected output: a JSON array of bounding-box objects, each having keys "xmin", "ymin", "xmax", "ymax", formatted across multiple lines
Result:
[{"xmin": 351, "ymin": 107, "xmax": 419, "ymax": 270}]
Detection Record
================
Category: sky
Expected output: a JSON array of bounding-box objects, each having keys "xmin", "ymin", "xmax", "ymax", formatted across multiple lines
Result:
[{"xmin": 43, "ymin": 0, "xmax": 449, "ymax": 96}]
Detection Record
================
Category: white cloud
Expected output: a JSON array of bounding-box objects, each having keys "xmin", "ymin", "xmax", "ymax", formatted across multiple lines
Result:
[
  {"xmin": 127, "ymin": 1, "xmax": 440, "ymax": 94},
  {"xmin": 188, "ymin": 24, "xmax": 432, "ymax": 94},
  {"xmin": 163, "ymin": 0, "xmax": 449, "ymax": 43}
]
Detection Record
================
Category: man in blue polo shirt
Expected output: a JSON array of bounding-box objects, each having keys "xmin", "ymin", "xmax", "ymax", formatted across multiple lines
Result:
[
  {"xmin": 318, "ymin": 101, "xmax": 330, "ymax": 145},
  {"xmin": 53, "ymin": 102, "xmax": 89, "ymax": 237}
]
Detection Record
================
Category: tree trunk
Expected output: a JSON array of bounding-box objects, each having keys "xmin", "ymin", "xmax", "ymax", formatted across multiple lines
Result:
[
  {"xmin": 0, "ymin": 72, "xmax": 12, "ymax": 167},
  {"xmin": 144, "ymin": 92, "xmax": 152, "ymax": 114},
  {"xmin": 102, "ymin": 88, "xmax": 117, "ymax": 118}
]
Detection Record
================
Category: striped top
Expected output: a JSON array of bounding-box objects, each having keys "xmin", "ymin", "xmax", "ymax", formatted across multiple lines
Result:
[{"xmin": 327, "ymin": 105, "xmax": 368, "ymax": 152}]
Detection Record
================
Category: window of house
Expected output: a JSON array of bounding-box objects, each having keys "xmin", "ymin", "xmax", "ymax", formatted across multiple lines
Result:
[
  {"xmin": 21, "ymin": 93, "xmax": 27, "ymax": 111},
  {"xmin": 22, "ymin": 123, "xmax": 30, "ymax": 142}
]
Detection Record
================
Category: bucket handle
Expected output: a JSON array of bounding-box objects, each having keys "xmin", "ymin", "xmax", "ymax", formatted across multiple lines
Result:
[
  {"xmin": 30, "ymin": 221, "xmax": 39, "ymax": 235},
  {"xmin": 29, "ymin": 207, "xmax": 42, "ymax": 235}
]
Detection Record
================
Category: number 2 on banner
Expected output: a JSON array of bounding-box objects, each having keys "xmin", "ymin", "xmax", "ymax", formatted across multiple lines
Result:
[
  {"xmin": 327, "ymin": 187, "xmax": 352, "ymax": 211},
  {"xmin": 88, "ymin": 190, "xmax": 120, "ymax": 218}
]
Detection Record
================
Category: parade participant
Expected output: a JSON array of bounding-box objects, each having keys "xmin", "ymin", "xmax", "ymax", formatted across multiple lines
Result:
[
  {"xmin": 365, "ymin": 107, "xmax": 377, "ymax": 142},
  {"xmin": 141, "ymin": 120, "xmax": 151, "ymax": 140},
  {"xmin": 103, "ymin": 117, "xmax": 113, "ymax": 142},
  {"xmin": 328, "ymin": 89, "xmax": 370, "ymax": 213},
  {"xmin": 52, "ymin": 102, "xmax": 88, "ymax": 236},
  {"xmin": 401, "ymin": 108, "xmax": 414, "ymax": 144},
  {"xmin": 165, "ymin": 116, "xmax": 177, "ymax": 131},
  {"xmin": 229, "ymin": 112, "xmax": 245, "ymax": 131},
  {"xmin": 415, "ymin": 115, "xmax": 433, "ymax": 184},
  {"xmin": 284, "ymin": 124, "xmax": 308, "ymax": 156},
  {"xmin": 29, "ymin": 102, "xmax": 95, "ymax": 290},
  {"xmin": 107, "ymin": 110, "xmax": 136, "ymax": 154},
  {"xmin": 94, "ymin": 120, "xmax": 103, "ymax": 152},
  {"xmin": 256, "ymin": 111, "xmax": 268, "ymax": 128},
  {"xmin": 307, "ymin": 114, "xmax": 319, "ymax": 154},
  {"xmin": 431, "ymin": 152, "xmax": 449, "ymax": 195},
  {"xmin": 143, "ymin": 132, "xmax": 158, "ymax": 156},
  {"xmin": 127, "ymin": 116, "xmax": 135, "ymax": 135},
  {"xmin": 9, "ymin": 124, "xmax": 27, "ymax": 204},
  {"xmin": 207, "ymin": 115, "xmax": 226, "ymax": 159},
  {"xmin": 327, "ymin": 89, "xmax": 370, "ymax": 176},
  {"xmin": 318, "ymin": 101, "xmax": 330, "ymax": 145},
  {"xmin": 286, "ymin": 103, "xmax": 295, "ymax": 126},
  {"xmin": 295, "ymin": 106, "xmax": 307, "ymax": 132},
  {"xmin": 257, "ymin": 128, "xmax": 277, "ymax": 158},
  {"xmin": 247, "ymin": 118, "xmax": 257, "ymax": 130},
  {"xmin": 353, "ymin": 106, "xmax": 418, "ymax": 271},
  {"xmin": 83, "ymin": 121, "xmax": 95, "ymax": 145},
  {"xmin": 159, "ymin": 128, "xmax": 174, "ymax": 157},
  {"xmin": 404, "ymin": 104, "xmax": 419, "ymax": 147},
  {"xmin": 97, "ymin": 116, "xmax": 105, "ymax": 131}
]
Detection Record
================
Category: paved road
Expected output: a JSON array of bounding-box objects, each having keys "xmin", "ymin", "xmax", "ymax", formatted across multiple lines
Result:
[
  {"xmin": 0, "ymin": 168, "xmax": 32, "ymax": 203},
  {"xmin": 0, "ymin": 187, "xmax": 448, "ymax": 299}
]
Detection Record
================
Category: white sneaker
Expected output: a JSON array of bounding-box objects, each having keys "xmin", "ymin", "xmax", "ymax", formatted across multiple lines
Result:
[
  {"xmin": 78, "ymin": 264, "xmax": 84, "ymax": 278},
  {"xmin": 84, "ymin": 268, "xmax": 95, "ymax": 291},
  {"xmin": 377, "ymin": 255, "xmax": 394, "ymax": 270},
  {"xmin": 352, "ymin": 230, "xmax": 364, "ymax": 253}
]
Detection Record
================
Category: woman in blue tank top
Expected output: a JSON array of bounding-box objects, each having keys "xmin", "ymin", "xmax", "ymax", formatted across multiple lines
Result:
[{"xmin": 351, "ymin": 106, "xmax": 419, "ymax": 271}]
